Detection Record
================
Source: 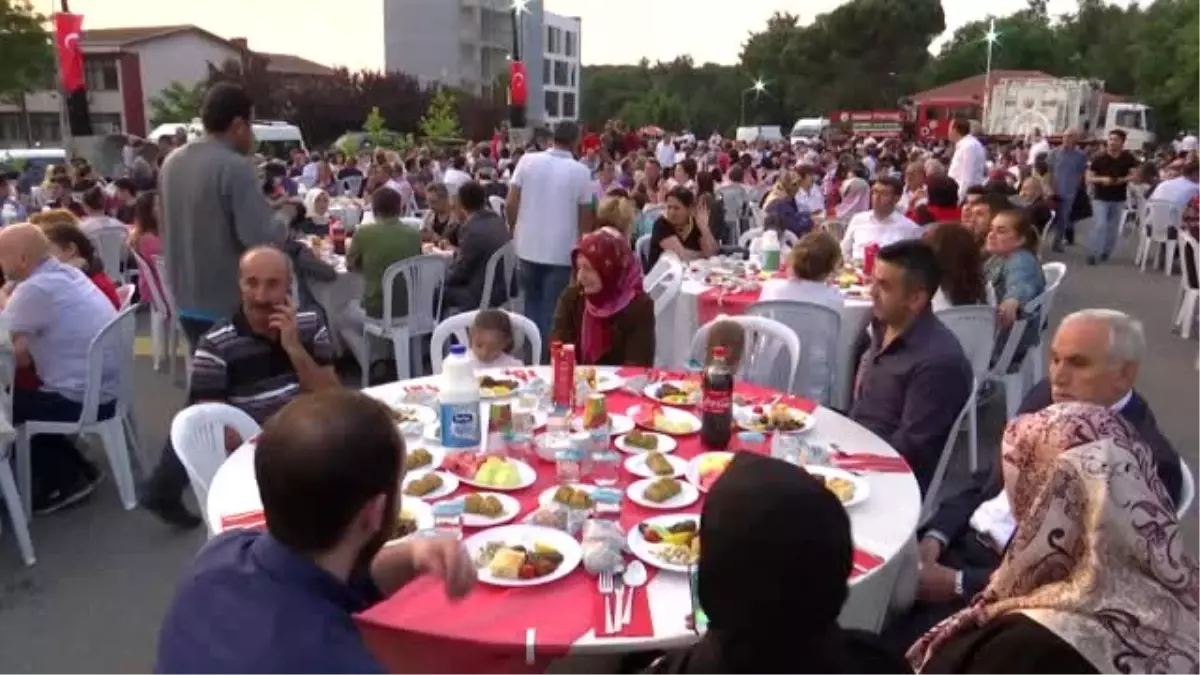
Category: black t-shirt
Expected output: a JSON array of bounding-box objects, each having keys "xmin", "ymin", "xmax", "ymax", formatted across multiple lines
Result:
[
  {"xmin": 1090, "ymin": 151, "xmax": 1138, "ymax": 202},
  {"xmin": 648, "ymin": 216, "xmax": 703, "ymax": 269}
]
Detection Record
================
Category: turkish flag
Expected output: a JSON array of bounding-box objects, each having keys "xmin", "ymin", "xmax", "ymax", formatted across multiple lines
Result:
[
  {"xmin": 54, "ymin": 13, "xmax": 85, "ymax": 93},
  {"xmin": 509, "ymin": 61, "xmax": 527, "ymax": 108}
]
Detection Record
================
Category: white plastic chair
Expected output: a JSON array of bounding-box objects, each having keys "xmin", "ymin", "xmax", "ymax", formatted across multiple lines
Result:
[
  {"xmin": 153, "ymin": 255, "xmax": 190, "ymax": 386},
  {"xmin": 169, "ymin": 402, "xmax": 260, "ymax": 522},
  {"xmin": 339, "ymin": 175, "xmax": 363, "ymax": 197},
  {"xmin": 350, "ymin": 255, "xmax": 446, "ymax": 387},
  {"xmin": 15, "ymin": 305, "xmax": 139, "ymax": 515},
  {"xmin": 1173, "ymin": 231, "xmax": 1199, "ymax": 339},
  {"xmin": 935, "ymin": 305, "xmax": 997, "ymax": 473},
  {"xmin": 1177, "ymin": 458, "xmax": 1194, "ymax": 519},
  {"xmin": 488, "ymin": 195, "xmax": 507, "ymax": 220},
  {"xmin": 745, "ymin": 300, "xmax": 841, "ymax": 405},
  {"xmin": 691, "ymin": 315, "xmax": 801, "ymax": 394},
  {"xmin": 430, "ymin": 309, "xmax": 542, "ymax": 374},
  {"xmin": 738, "ymin": 227, "xmax": 763, "ymax": 249},
  {"xmin": 1030, "ymin": 262, "xmax": 1067, "ymax": 383},
  {"xmin": 987, "ymin": 286, "xmax": 1054, "ymax": 420},
  {"xmin": 1137, "ymin": 199, "xmax": 1182, "ymax": 275},
  {"xmin": 635, "ymin": 234, "xmax": 652, "ymax": 269},
  {"xmin": 88, "ymin": 227, "xmax": 128, "ymax": 282},
  {"xmin": 919, "ymin": 397, "xmax": 975, "ymax": 527},
  {"xmin": 479, "ymin": 241, "xmax": 520, "ymax": 312},
  {"xmin": 130, "ymin": 251, "xmax": 173, "ymax": 373},
  {"xmin": 643, "ymin": 254, "xmax": 683, "ymax": 320},
  {"xmin": 116, "ymin": 283, "xmax": 136, "ymax": 310},
  {"xmin": 0, "ymin": 355, "xmax": 34, "ymax": 565},
  {"xmin": 400, "ymin": 217, "xmax": 424, "ymax": 230}
]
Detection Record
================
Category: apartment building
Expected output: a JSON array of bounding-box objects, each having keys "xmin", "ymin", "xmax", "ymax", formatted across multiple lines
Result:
[{"xmin": 542, "ymin": 12, "xmax": 581, "ymax": 124}]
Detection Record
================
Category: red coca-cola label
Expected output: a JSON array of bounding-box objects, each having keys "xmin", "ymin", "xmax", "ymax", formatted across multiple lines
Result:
[
  {"xmin": 553, "ymin": 344, "xmax": 576, "ymax": 410},
  {"xmin": 863, "ymin": 243, "xmax": 880, "ymax": 277},
  {"xmin": 700, "ymin": 389, "xmax": 732, "ymax": 415}
]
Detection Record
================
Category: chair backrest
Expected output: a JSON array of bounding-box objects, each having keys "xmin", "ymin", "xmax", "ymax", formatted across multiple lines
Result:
[
  {"xmin": 1182, "ymin": 230, "xmax": 1200, "ymax": 290},
  {"xmin": 935, "ymin": 305, "xmax": 997, "ymax": 381},
  {"xmin": 643, "ymin": 255, "xmax": 683, "ymax": 319},
  {"xmin": 429, "ymin": 309, "xmax": 543, "ymax": 373},
  {"xmin": 80, "ymin": 304, "xmax": 138, "ymax": 425},
  {"xmin": 822, "ymin": 217, "xmax": 849, "ymax": 242},
  {"xmin": 116, "ymin": 283, "xmax": 136, "ymax": 309},
  {"xmin": 131, "ymin": 250, "xmax": 169, "ymax": 316},
  {"xmin": 380, "ymin": 255, "xmax": 446, "ymax": 333},
  {"xmin": 479, "ymin": 240, "xmax": 518, "ymax": 311},
  {"xmin": 780, "ymin": 230, "xmax": 799, "ymax": 248},
  {"xmin": 1144, "ymin": 199, "xmax": 1182, "ymax": 241},
  {"xmin": 746, "ymin": 201, "xmax": 767, "ymax": 229},
  {"xmin": 399, "ymin": 217, "xmax": 424, "ymax": 230},
  {"xmin": 89, "ymin": 227, "xmax": 128, "ymax": 280},
  {"xmin": 738, "ymin": 227, "xmax": 764, "ymax": 249},
  {"xmin": 1035, "ymin": 263, "xmax": 1067, "ymax": 337},
  {"xmin": 745, "ymin": 300, "xmax": 841, "ymax": 404},
  {"xmin": 153, "ymin": 255, "xmax": 180, "ymax": 317},
  {"xmin": 488, "ymin": 195, "xmax": 507, "ymax": 219},
  {"xmin": 1037, "ymin": 209, "xmax": 1057, "ymax": 254},
  {"xmin": 1177, "ymin": 458, "xmax": 1195, "ymax": 519},
  {"xmin": 339, "ymin": 175, "xmax": 363, "ymax": 197},
  {"xmin": 1042, "ymin": 261, "xmax": 1067, "ymax": 290},
  {"xmin": 169, "ymin": 402, "xmax": 261, "ymax": 517},
  {"xmin": 920, "ymin": 397, "xmax": 975, "ymax": 526},
  {"xmin": 691, "ymin": 315, "xmax": 802, "ymax": 394},
  {"xmin": 635, "ymin": 234, "xmax": 652, "ymax": 270}
]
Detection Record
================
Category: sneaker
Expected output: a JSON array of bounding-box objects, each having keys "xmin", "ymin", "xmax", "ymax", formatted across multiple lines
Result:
[
  {"xmin": 33, "ymin": 475, "xmax": 97, "ymax": 516},
  {"xmin": 141, "ymin": 493, "xmax": 203, "ymax": 530}
]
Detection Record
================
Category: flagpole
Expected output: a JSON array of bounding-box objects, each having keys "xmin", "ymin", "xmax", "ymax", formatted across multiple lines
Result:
[
  {"xmin": 982, "ymin": 19, "xmax": 997, "ymax": 130},
  {"xmin": 56, "ymin": 0, "xmax": 74, "ymax": 155}
]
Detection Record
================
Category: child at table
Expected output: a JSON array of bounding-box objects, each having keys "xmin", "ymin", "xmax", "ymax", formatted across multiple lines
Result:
[
  {"xmin": 468, "ymin": 309, "xmax": 524, "ymax": 369},
  {"xmin": 704, "ymin": 318, "xmax": 746, "ymax": 373}
]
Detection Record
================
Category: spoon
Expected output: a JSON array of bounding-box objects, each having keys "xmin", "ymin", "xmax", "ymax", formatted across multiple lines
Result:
[{"xmin": 621, "ymin": 560, "xmax": 648, "ymax": 626}]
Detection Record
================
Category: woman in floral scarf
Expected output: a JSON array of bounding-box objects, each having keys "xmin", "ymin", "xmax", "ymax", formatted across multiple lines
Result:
[{"xmin": 909, "ymin": 402, "xmax": 1198, "ymax": 674}]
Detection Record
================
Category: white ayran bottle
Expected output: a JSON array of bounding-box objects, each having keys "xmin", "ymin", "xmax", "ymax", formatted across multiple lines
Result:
[
  {"xmin": 439, "ymin": 345, "xmax": 481, "ymax": 449},
  {"xmin": 760, "ymin": 229, "xmax": 781, "ymax": 272}
]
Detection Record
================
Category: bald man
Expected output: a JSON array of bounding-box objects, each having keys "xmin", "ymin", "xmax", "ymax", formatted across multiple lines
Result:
[
  {"xmin": 142, "ymin": 246, "xmax": 340, "ymax": 528},
  {"xmin": 0, "ymin": 223, "xmax": 117, "ymax": 513}
]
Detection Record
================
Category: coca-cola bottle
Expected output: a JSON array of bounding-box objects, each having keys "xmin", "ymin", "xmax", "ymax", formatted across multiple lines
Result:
[{"xmin": 700, "ymin": 347, "xmax": 734, "ymax": 449}]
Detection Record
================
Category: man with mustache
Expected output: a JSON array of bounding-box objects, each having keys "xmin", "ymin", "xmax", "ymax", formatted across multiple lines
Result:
[{"xmin": 156, "ymin": 390, "xmax": 475, "ymax": 672}]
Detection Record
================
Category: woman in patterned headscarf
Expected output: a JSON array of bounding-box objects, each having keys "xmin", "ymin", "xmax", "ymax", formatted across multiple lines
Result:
[{"xmin": 908, "ymin": 402, "xmax": 1198, "ymax": 674}]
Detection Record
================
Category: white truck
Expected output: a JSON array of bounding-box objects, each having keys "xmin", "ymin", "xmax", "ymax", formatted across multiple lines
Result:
[{"xmin": 983, "ymin": 77, "xmax": 1155, "ymax": 151}]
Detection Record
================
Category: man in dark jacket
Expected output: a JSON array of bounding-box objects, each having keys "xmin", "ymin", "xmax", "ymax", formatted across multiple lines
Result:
[
  {"xmin": 885, "ymin": 308, "xmax": 1181, "ymax": 650},
  {"xmin": 443, "ymin": 180, "xmax": 510, "ymax": 311}
]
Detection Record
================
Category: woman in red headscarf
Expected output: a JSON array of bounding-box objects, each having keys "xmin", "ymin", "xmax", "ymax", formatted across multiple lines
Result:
[{"xmin": 550, "ymin": 231, "xmax": 656, "ymax": 366}]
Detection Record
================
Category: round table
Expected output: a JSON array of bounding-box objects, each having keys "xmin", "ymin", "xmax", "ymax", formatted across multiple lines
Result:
[{"xmin": 206, "ymin": 367, "xmax": 919, "ymax": 669}]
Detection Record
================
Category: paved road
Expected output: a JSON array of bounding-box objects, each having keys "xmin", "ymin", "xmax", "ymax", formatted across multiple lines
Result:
[{"xmin": 0, "ymin": 231, "xmax": 1194, "ymax": 672}]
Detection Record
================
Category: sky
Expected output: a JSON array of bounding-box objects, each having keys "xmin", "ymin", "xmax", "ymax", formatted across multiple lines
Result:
[{"xmin": 60, "ymin": 0, "xmax": 1126, "ymax": 70}]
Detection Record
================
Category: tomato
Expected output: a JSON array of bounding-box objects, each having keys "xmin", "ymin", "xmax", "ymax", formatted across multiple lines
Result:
[
  {"xmin": 519, "ymin": 563, "xmax": 537, "ymax": 579},
  {"xmin": 643, "ymin": 528, "xmax": 661, "ymax": 543}
]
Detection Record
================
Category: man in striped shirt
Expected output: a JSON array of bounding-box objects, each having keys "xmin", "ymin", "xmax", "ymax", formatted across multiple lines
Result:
[{"xmin": 142, "ymin": 246, "xmax": 340, "ymax": 528}]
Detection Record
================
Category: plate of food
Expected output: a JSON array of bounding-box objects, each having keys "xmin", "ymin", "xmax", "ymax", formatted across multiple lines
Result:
[
  {"xmin": 459, "ymin": 492, "xmax": 522, "ymax": 527},
  {"xmin": 401, "ymin": 471, "xmax": 459, "ymax": 500},
  {"xmin": 614, "ymin": 430, "xmax": 678, "ymax": 454},
  {"xmin": 479, "ymin": 375, "xmax": 522, "ymax": 399},
  {"xmin": 577, "ymin": 367, "xmax": 623, "ymax": 393},
  {"xmin": 445, "ymin": 453, "xmax": 537, "ymax": 491},
  {"xmin": 627, "ymin": 477, "xmax": 700, "ymax": 510},
  {"xmin": 804, "ymin": 465, "xmax": 870, "ymax": 508},
  {"xmin": 628, "ymin": 515, "xmax": 701, "ymax": 573},
  {"xmin": 625, "ymin": 404, "xmax": 702, "ymax": 436},
  {"xmin": 537, "ymin": 484, "xmax": 596, "ymax": 510},
  {"xmin": 466, "ymin": 524, "xmax": 583, "ymax": 587},
  {"xmin": 403, "ymin": 446, "xmax": 444, "ymax": 474},
  {"xmin": 643, "ymin": 380, "xmax": 701, "ymax": 406},
  {"xmin": 389, "ymin": 498, "xmax": 434, "ymax": 542},
  {"xmin": 734, "ymin": 403, "xmax": 815, "ymax": 434},
  {"xmin": 388, "ymin": 403, "xmax": 437, "ymax": 435},
  {"xmin": 685, "ymin": 452, "xmax": 734, "ymax": 493},
  {"xmin": 570, "ymin": 413, "xmax": 634, "ymax": 436},
  {"xmin": 624, "ymin": 451, "xmax": 687, "ymax": 479}
]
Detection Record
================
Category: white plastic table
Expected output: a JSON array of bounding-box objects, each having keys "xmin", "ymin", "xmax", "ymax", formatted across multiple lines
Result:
[{"xmin": 206, "ymin": 367, "xmax": 920, "ymax": 656}]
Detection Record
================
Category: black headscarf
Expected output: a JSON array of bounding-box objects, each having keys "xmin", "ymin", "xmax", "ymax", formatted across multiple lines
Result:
[{"xmin": 647, "ymin": 453, "xmax": 909, "ymax": 674}]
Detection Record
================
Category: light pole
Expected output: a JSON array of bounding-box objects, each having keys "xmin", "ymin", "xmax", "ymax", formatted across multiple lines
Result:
[
  {"xmin": 508, "ymin": 0, "xmax": 529, "ymax": 130},
  {"xmin": 740, "ymin": 79, "xmax": 767, "ymax": 127},
  {"xmin": 982, "ymin": 18, "xmax": 1000, "ymax": 129}
]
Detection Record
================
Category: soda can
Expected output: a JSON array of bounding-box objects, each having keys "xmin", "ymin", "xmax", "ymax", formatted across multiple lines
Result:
[
  {"xmin": 863, "ymin": 242, "xmax": 880, "ymax": 278},
  {"xmin": 553, "ymin": 343, "xmax": 577, "ymax": 411}
]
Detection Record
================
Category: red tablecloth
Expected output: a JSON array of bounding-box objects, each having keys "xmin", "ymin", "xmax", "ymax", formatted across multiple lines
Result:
[
  {"xmin": 355, "ymin": 369, "xmax": 872, "ymax": 673},
  {"xmin": 697, "ymin": 286, "xmax": 763, "ymax": 325}
]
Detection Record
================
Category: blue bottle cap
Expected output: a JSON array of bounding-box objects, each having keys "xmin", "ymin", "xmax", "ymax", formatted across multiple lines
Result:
[
  {"xmin": 433, "ymin": 500, "xmax": 464, "ymax": 517},
  {"xmin": 592, "ymin": 488, "xmax": 621, "ymax": 505},
  {"xmin": 449, "ymin": 344, "xmax": 467, "ymax": 356}
]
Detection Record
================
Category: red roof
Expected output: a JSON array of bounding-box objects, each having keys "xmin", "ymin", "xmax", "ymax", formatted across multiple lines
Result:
[{"xmin": 909, "ymin": 70, "xmax": 1052, "ymax": 104}]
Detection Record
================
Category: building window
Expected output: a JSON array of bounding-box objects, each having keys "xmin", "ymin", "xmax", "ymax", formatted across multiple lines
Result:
[
  {"xmin": 0, "ymin": 114, "xmax": 23, "ymax": 143},
  {"xmin": 562, "ymin": 92, "xmax": 576, "ymax": 119},
  {"xmin": 554, "ymin": 60, "xmax": 568, "ymax": 86},
  {"xmin": 545, "ymin": 90, "xmax": 559, "ymax": 118},
  {"xmin": 543, "ymin": 62, "xmax": 550, "ymax": 84},
  {"xmin": 565, "ymin": 31, "xmax": 576, "ymax": 58},
  {"xmin": 91, "ymin": 113, "xmax": 122, "ymax": 134},
  {"xmin": 84, "ymin": 56, "xmax": 119, "ymax": 91},
  {"xmin": 546, "ymin": 26, "xmax": 560, "ymax": 54},
  {"xmin": 28, "ymin": 113, "xmax": 61, "ymax": 144},
  {"xmin": 570, "ymin": 64, "xmax": 576, "ymax": 87}
]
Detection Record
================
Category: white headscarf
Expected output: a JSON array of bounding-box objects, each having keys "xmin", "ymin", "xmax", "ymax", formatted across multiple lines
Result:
[
  {"xmin": 836, "ymin": 177, "xmax": 870, "ymax": 219},
  {"xmin": 304, "ymin": 188, "xmax": 330, "ymax": 225}
]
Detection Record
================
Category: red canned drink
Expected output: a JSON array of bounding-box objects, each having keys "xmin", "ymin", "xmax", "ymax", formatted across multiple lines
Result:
[
  {"xmin": 863, "ymin": 242, "xmax": 881, "ymax": 278},
  {"xmin": 553, "ymin": 344, "xmax": 576, "ymax": 411}
]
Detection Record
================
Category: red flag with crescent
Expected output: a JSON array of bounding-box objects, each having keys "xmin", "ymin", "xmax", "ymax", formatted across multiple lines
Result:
[
  {"xmin": 54, "ymin": 13, "xmax": 86, "ymax": 93},
  {"xmin": 509, "ymin": 61, "xmax": 527, "ymax": 108}
]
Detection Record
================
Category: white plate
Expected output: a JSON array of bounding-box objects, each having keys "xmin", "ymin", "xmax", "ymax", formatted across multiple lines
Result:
[
  {"xmin": 642, "ymin": 380, "xmax": 701, "ymax": 407},
  {"xmin": 478, "ymin": 376, "xmax": 523, "ymax": 399},
  {"xmin": 424, "ymin": 409, "xmax": 548, "ymax": 444},
  {"xmin": 454, "ymin": 457, "xmax": 538, "ymax": 491},
  {"xmin": 571, "ymin": 413, "xmax": 634, "ymax": 436},
  {"xmin": 684, "ymin": 452, "xmax": 735, "ymax": 493},
  {"xmin": 456, "ymin": 492, "xmax": 522, "ymax": 528},
  {"xmin": 465, "ymin": 524, "xmax": 583, "ymax": 587},
  {"xmin": 402, "ymin": 445, "xmax": 444, "ymax": 474},
  {"xmin": 626, "ymin": 478, "xmax": 700, "ymax": 510},
  {"xmin": 388, "ymin": 497, "xmax": 434, "ymax": 544},
  {"xmin": 401, "ymin": 470, "xmax": 459, "ymax": 501},
  {"xmin": 614, "ymin": 431, "xmax": 678, "ymax": 454},
  {"xmin": 804, "ymin": 465, "xmax": 870, "ymax": 508},
  {"xmin": 578, "ymin": 368, "xmax": 624, "ymax": 393},
  {"xmin": 624, "ymin": 452, "xmax": 687, "ymax": 479},
  {"xmin": 625, "ymin": 404, "xmax": 702, "ymax": 436},
  {"xmin": 536, "ymin": 483, "xmax": 597, "ymax": 509},
  {"xmin": 627, "ymin": 514, "xmax": 701, "ymax": 573},
  {"xmin": 733, "ymin": 405, "xmax": 817, "ymax": 434}
]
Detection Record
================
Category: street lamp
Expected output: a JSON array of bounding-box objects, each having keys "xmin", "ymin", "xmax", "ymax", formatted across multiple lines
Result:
[
  {"xmin": 982, "ymin": 18, "xmax": 1000, "ymax": 128},
  {"xmin": 740, "ymin": 79, "xmax": 767, "ymax": 127}
]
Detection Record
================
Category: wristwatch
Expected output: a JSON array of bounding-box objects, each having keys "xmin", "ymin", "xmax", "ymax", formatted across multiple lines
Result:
[{"xmin": 954, "ymin": 571, "xmax": 965, "ymax": 598}]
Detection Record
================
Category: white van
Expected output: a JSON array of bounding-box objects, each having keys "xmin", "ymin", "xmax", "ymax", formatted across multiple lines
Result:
[
  {"xmin": 148, "ymin": 119, "xmax": 307, "ymax": 158},
  {"xmin": 0, "ymin": 148, "xmax": 67, "ymax": 184},
  {"xmin": 790, "ymin": 117, "xmax": 829, "ymax": 142},
  {"xmin": 735, "ymin": 126, "xmax": 784, "ymax": 143}
]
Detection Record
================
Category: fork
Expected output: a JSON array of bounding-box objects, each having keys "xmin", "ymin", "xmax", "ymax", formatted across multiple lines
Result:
[{"xmin": 598, "ymin": 572, "xmax": 615, "ymax": 634}]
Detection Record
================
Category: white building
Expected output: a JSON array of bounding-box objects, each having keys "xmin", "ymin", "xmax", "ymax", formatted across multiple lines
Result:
[{"xmin": 542, "ymin": 12, "xmax": 581, "ymax": 124}]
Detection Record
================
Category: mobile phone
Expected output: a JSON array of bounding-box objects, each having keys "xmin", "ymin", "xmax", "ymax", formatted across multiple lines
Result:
[{"xmin": 688, "ymin": 565, "xmax": 709, "ymax": 634}]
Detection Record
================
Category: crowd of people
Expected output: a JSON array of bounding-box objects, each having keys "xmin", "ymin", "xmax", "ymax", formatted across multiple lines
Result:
[{"xmin": 0, "ymin": 79, "xmax": 1197, "ymax": 673}]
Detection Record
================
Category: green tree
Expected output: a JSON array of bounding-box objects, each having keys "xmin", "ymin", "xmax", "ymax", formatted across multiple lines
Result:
[
  {"xmin": 615, "ymin": 90, "xmax": 688, "ymax": 131},
  {"xmin": 0, "ymin": 0, "xmax": 53, "ymax": 145},
  {"xmin": 362, "ymin": 105, "xmax": 387, "ymax": 146},
  {"xmin": 419, "ymin": 88, "xmax": 463, "ymax": 140},
  {"xmin": 147, "ymin": 80, "xmax": 207, "ymax": 127}
]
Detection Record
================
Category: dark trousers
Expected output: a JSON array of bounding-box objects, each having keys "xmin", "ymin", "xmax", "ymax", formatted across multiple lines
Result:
[
  {"xmin": 519, "ymin": 260, "xmax": 572, "ymax": 358},
  {"xmin": 15, "ymin": 389, "xmax": 116, "ymax": 496},
  {"xmin": 143, "ymin": 317, "xmax": 214, "ymax": 504}
]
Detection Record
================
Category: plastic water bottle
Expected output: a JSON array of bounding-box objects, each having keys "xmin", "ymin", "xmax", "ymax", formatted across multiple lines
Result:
[
  {"xmin": 760, "ymin": 230, "xmax": 781, "ymax": 273},
  {"xmin": 439, "ymin": 345, "xmax": 481, "ymax": 450}
]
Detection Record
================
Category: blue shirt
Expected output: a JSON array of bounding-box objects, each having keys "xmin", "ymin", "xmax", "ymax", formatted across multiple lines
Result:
[{"xmin": 156, "ymin": 531, "xmax": 384, "ymax": 674}]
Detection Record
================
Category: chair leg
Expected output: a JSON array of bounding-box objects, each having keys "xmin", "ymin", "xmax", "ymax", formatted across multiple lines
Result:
[
  {"xmin": 166, "ymin": 322, "xmax": 178, "ymax": 384},
  {"xmin": 15, "ymin": 428, "xmax": 32, "ymax": 518},
  {"xmin": 391, "ymin": 329, "xmax": 411, "ymax": 381},
  {"xmin": 0, "ymin": 457, "xmax": 35, "ymax": 565},
  {"xmin": 96, "ymin": 420, "xmax": 136, "ymax": 510},
  {"xmin": 1182, "ymin": 293, "xmax": 1199, "ymax": 340},
  {"xmin": 360, "ymin": 330, "xmax": 371, "ymax": 389},
  {"xmin": 150, "ymin": 310, "xmax": 164, "ymax": 371},
  {"xmin": 1031, "ymin": 341, "xmax": 1045, "ymax": 384},
  {"xmin": 1003, "ymin": 374, "xmax": 1023, "ymax": 420},
  {"xmin": 967, "ymin": 389, "xmax": 979, "ymax": 474},
  {"xmin": 122, "ymin": 412, "xmax": 146, "ymax": 481},
  {"xmin": 1165, "ymin": 241, "xmax": 1178, "ymax": 277}
]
